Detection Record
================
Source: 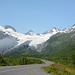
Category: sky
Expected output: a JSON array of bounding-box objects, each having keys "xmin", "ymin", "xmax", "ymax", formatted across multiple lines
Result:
[{"xmin": 0, "ymin": 0, "xmax": 75, "ymax": 34}]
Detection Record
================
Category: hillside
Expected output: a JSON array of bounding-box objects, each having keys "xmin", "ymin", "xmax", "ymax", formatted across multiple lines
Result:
[
  {"xmin": 41, "ymin": 31, "xmax": 75, "ymax": 66},
  {"xmin": 5, "ymin": 49, "xmax": 41, "ymax": 58}
]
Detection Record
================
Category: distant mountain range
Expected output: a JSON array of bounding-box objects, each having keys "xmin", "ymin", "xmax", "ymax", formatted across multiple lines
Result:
[{"xmin": 0, "ymin": 24, "xmax": 75, "ymax": 53}]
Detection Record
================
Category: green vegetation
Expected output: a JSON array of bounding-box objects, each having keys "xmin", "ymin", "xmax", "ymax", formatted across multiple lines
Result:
[
  {"xmin": 41, "ymin": 31, "xmax": 75, "ymax": 74},
  {"xmin": 5, "ymin": 49, "xmax": 41, "ymax": 58},
  {"xmin": 42, "ymin": 63, "xmax": 75, "ymax": 75},
  {"xmin": 0, "ymin": 55, "xmax": 8, "ymax": 66},
  {"xmin": 0, "ymin": 49, "xmax": 44, "ymax": 66},
  {"xmin": 0, "ymin": 54, "xmax": 44, "ymax": 66},
  {"xmin": 19, "ymin": 57, "xmax": 45, "ymax": 65},
  {"xmin": 1, "ymin": 31, "xmax": 75, "ymax": 74},
  {"xmin": 41, "ymin": 31, "xmax": 75, "ymax": 67}
]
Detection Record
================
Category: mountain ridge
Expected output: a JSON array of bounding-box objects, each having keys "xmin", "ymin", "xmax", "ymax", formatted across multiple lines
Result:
[{"xmin": 0, "ymin": 25, "xmax": 75, "ymax": 53}]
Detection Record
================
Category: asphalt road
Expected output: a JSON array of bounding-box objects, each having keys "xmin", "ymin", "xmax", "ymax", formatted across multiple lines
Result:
[{"xmin": 0, "ymin": 60, "xmax": 53, "ymax": 75}]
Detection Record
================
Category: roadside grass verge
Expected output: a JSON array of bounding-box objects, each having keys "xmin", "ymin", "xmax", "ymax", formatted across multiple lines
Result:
[{"xmin": 42, "ymin": 63, "xmax": 75, "ymax": 75}]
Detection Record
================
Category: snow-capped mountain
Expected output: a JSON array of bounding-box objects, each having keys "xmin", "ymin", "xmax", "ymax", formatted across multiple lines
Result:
[
  {"xmin": 0, "ymin": 25, "xmax": 75, "ymax": 53},
  {"xmin": 43, "ymin": 27, "xmax": 60, "ymax": 34},
  {"xmin": 66, "ymin": 24, "xmax": 75, "ymax": 32},
  {"xmin": 25, "ymin": 30, "xmax": 36, "ymax": 35},
  {"xmin": 62, "ymin": 24, "xmax": 75, "ymax": 33},
  {"xmin": 4, "ymin": 25, "xmax": 16, "ymax": 32}
]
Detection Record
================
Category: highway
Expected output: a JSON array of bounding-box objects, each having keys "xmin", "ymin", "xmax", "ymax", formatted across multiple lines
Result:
[{"xmin": 0, "ymin": 60, "xmax": 53, "ymax": 75}]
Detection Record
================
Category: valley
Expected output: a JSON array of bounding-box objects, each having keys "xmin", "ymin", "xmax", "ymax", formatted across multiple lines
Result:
[
  {"xmin": 0, "ymin": 25, "xmax": 75, "ymax": 75},
  {"xmin": 0, "ymin": 0, "xmax": 75, "ymax": 75}
]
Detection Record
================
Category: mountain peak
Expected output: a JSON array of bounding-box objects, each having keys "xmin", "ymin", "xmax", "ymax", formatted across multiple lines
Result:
[
  {"xmin": 28, "ymin": 30, "xmax": 33, "ymax": 32},
  {"xmin": 4, "ymin": 25, "xmax": 16, "ymax": 32},
  {"xmin": 51, "ymin": 27, "xmax": 60, "ymax": 32},
  {"xmin": 62, "ymin": 24, "xmax": 75, "ymax": 33},
  {"xmin": 71, "ymin": 24, "xmax": 75, "ymax": 28},
  {"xmin": 25, "ymin": 30, "xmax": 36, "ymax": 35},
  {"xmin": 52, "ymin": 27, "xmax": 57, "ymax": 29},
  {"xmin": 43, "ymin": 27, "xmax": 60, "ymax": 34}
]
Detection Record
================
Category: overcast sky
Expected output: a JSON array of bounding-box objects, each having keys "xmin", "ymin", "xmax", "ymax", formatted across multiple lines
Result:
[{"xmin": 0, "ymin": 0, "xmax": 75, "ymax": 33}]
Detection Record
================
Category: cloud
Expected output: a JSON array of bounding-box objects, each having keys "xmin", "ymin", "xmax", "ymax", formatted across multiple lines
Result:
[{"xmin": 0, "ymin": 37, "xmax": 18, "ymax": 53}]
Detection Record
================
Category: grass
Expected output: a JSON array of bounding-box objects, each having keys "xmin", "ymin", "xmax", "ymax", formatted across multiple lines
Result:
[
  {"xmin": 0, "ymin": 56, "xmax": 45, "ymax": 66},
  {"xmin": 42, "ymin": 63, "xmax": 75, "ymax": 75}
]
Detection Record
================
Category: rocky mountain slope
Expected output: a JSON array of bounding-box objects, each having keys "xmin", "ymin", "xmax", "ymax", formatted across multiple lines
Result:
[
  {"xmin": 41, "ymin": 25, "xmax": 75, "ymax": 67},
  {"xmin": 0, "ymin": 25, "xmax": 75, "ymax": 53},
  {"xmin": 41, "ymin": 25, "xmax": 75, "ymax": 57}
]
